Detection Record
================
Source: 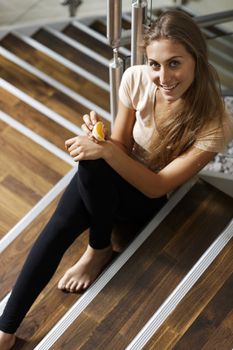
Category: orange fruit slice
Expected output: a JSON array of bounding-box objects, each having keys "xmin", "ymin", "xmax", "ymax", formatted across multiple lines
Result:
[{"xmin": 92, "ymin": 121, "xmax": 105, "ymax": 141}]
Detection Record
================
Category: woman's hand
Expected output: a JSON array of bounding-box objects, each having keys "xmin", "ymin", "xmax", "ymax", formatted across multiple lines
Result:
[
  {"xmin": 65, "ymin": 135, "xmax": 107, "ymax": 162},
  {"xmin": 81, "ymin": 111, "xmax": 98, "ymax": 138}
]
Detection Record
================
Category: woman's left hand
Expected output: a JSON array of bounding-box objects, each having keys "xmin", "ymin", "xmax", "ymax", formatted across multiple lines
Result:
[{"xmin": 65, "ymin": 135, "xmax": 105, "ymax": 162}]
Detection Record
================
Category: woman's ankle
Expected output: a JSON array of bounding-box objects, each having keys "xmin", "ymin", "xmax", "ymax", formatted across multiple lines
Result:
[
  {"xmin": 87, "ymin": 244, "xmax": 112, "ymax": 253},
  {"xmin": 0, "ymin": 330, "xmax": 16, "ymax": 349}
]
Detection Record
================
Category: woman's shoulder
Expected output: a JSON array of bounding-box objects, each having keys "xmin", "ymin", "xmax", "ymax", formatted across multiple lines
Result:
[{"xmin": 123, "ymin": 65, "xmax": 151, "ymax": 84}]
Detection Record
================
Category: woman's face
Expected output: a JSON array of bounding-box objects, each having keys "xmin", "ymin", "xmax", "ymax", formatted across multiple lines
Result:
[{"xmin": 146, "ymin": 39, "xmax": 196, "ymax": 102}]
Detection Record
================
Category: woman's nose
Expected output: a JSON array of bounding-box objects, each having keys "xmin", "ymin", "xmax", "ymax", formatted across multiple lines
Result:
[{"xmin": 159, "ymin": 67, "xmax": 170, "ymax": 85}]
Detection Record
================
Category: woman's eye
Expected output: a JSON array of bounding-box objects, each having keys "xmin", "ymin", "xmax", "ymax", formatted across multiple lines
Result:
[
  {"xmin": 149, "ymin": 62, "xmax": 160, "ymax": 69},
  {"xmin": 170, "ymin": 60, "xmax": 180, "ymax": 68}
]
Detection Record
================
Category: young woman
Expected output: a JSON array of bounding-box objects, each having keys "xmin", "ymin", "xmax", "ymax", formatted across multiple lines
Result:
[{"xmin": 0, "ymin": 9, "xmax": 232, "ymax": 349}]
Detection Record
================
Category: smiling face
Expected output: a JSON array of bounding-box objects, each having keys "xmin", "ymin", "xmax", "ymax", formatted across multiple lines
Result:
[{"xmin": 146, "ymin": 39, "xmax": 196, "ymax": 103}]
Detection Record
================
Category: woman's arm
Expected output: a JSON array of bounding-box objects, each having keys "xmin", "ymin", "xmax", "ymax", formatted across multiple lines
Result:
[
  {"xmin": 102, "ymin": 141, "xmax": 215, "ymax": 198},
  {"xmin": 108, "ymin": 101, "xmax": 136, "ymax": 153},
  {"xmin": 104, "ymin": 101, "xmax": 216, "ymax": 198},
  {"xmin": 66, "ymin": 102, "xmax": 216, "ymax": 198}
]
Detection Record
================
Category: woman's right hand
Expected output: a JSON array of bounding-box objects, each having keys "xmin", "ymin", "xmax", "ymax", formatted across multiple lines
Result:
[{"xmin": 81, "ymin": 111, "xmax": 98, "ymax": 138}]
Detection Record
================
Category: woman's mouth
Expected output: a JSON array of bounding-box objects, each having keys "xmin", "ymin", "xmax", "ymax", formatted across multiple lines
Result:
[{"xmin": 160, "ymin": 83, "xmax": 179, "ymax": 91}]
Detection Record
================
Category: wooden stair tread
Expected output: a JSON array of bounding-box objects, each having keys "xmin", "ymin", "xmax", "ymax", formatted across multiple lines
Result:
[
  {"xmin": 63, "ymin": 24, "xmax": 116, "ymax": 60},
  {"xmin": 0, "ymin": 120, "xmax": 70, "ymax": 238},
  {"xmin": 49, "ymin": 181, "xmax": 233, "ymax": 349},
  {"xmin": 145, "ymin": 240, "xmax": 233, "ymax": 350},
  {"xmin": 0, "ymin": 192, "xmax": 90, "ymax": 349},
  {"xmin": 89, "ymin": 20, "xmax": 109, "ymax": 37},
  {"xmin": 32, "ymin": 28, "xmax": 109, "ymax": 83},
  {"xmin": 0, "ymin": 195, "xmax": 59, "ymax": 300},
  {"xmin": 89, "ymin": 19, "xmax": 131, "ymax": 50},
  {"xmin": 0, "ymin": 88, "xmax": 75, "ymax": 149},
  {"xmin": 0, "ymin": 55, "xmax": 111, "ymax": 130},
  {"xmin": 122, "ymin": 17, "xmax": 132, "ymax": 30},
  {"xmin": 90, "ymin": 18, "xmax": 131, "ymax": 35},
  {"xmin": 1, "ymin": 34, "xmax": 110, "ymax": 112}
]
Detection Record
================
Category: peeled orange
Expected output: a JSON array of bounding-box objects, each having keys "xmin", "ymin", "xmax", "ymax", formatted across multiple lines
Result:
[{"xmin": 92, "ymin": 121, "xmax": 105, "ymax": 141}]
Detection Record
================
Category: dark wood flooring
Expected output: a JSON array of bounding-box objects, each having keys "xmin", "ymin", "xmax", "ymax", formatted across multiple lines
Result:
[
  {"xmin": 46, "ymin": 181, "xmax": 233, "ymax": 350},
  {"xmin": 145, "ymin": 239, "xmax": 233, "ymax": 350},
  {"xmin": 1, "ymin": 33, "xmax": 110, "ymax": 112},
  {"xmin": 0, "ymin": 120, "xmax": 71, "ymax": 239}
]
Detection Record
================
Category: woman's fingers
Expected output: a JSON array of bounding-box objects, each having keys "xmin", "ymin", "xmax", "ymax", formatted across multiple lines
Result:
[
  {"xmin": 81, "ymin": 123, "xmax": 92, "ymax": 137},
  {"xmin": 65, "ymin": 137, "xmax": 77, "ymax": 149},
  {"xmin": 90, "ymin": 110, "xmax": 98, "ymax": 125},
  {"xmin": 83, "ymin": 111, "xmax": 98, "ymax": 131},
  {"xmin": 70, "ymin": 146, "xmax": 81, "ymax": 157},
  {"xmin": 83, "ymin": 114, "xmax": 93, "ymax": 131}
]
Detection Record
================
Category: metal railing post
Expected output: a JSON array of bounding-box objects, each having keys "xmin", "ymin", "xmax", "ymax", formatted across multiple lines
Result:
[
  {"xmin": 131, "ymin": 0, "xmax": 148, "ymax": 66},
  {"xmin": 107, "ymin": 0, "xmax": 122, "ymax": 48},
  {"xmin": 107, "ymin": 0, "xmax": 124, "ymax": 127},
  {"xmin": 109, "ymin": 49, "xmax": 123, "ymax": 128}
]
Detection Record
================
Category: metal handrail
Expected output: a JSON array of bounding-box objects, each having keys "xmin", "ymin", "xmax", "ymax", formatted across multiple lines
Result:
[
  {"xmin": 114, "ymin": 9, "xmax": 233, "ymax": 47},
  {"xmin": 195, "ymin": 10, "xmax": 233, "ymax": 28}
]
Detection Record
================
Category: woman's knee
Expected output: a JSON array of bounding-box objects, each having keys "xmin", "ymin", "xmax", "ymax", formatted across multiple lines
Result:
[{"xmin": 78, "ymin": 159, "xmax": 112, "ymax": 186}]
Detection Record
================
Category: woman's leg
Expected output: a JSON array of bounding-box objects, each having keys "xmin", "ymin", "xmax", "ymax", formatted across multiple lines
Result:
[
  {"xmin": 0, "ymin": 158, "xmax": 167, "ymax": 346},
  {"xmin": 78, "ymin": 160, "xmax": 120, "ymax": 249},
  {"xmin": 58, "ymin": 160, "xmax": 120, "ymax": 292},
  {"xmin": 59, "ymin": 160, "xmax": 167, "ymax": 293},
  {"xmin": 0, "ymin": 173, "xmax": 90, "ymax": 336}
]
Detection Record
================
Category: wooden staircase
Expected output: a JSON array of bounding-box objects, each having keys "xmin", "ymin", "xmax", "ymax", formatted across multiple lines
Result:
[{"xmin": 0, "ymin": 13, "xmax": 232, "ymax": 350}]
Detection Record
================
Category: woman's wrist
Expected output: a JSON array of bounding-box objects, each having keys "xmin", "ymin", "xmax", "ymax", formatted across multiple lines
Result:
[{"xmin": 102, "ymin": 140, "xmax": 114, "ymax": 161}]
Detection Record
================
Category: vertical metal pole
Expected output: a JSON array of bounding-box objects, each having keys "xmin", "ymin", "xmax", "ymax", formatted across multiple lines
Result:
[
  {"xmin": 107, "ymin": 0, "xmax": 123, "ymax": 127},
  {"xmin": 109, "ymin": 48, "xmax": 123, "ymax": 128},
  {"xmin": 131, "ymin": 0, "xmax": 148, "ymax": 66},
  {"xmin": 107, "ymin": 0, "xmax": 122, "ymax": 48}
]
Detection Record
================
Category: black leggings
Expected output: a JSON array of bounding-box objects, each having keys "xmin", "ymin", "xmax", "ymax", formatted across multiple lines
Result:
[{"xmin": 0, "ymin": 160, "xmax": 167, "ymax": 333}]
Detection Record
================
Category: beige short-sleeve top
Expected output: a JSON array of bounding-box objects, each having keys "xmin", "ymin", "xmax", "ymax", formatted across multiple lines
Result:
[{"xmin": 119, "ymin": 65, "xmax": 233, "ymax": 171}]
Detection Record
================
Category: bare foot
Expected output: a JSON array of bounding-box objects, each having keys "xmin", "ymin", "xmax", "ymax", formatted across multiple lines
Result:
[
  {"xmin": 0, "ymin": 331, "xmax": 16, "ymax": 350},
  {"xmin": 58, "ymin": 245, "xmax": 113, "ymax": 293}
]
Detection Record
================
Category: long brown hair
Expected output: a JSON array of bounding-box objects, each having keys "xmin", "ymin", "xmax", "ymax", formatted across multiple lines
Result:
[{"xmin": 143, "ymin": 10, "xmax": 225, "ymax": 168}]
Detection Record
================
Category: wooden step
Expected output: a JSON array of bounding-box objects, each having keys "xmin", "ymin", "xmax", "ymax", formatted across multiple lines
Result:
[
  {"xmin": 32, "ymin": 28, "xmax": 110, "ymax": 83},
  {"xmin": 122, "ymin": 17, "xmax": 132, "ymax": 30},
  {"xmin": 62, "ymin": 24, "xmax": 124, "ymax": 60},
  {"xmin": 90, "ymin": 18, "xmax": 131, "ymax": 36},
  {"xmin": 40, "ymin": 181, "xmax": 232, "ymax": 350},
  {"xmin": 0, "ymin": 119, "xmax": 71, "ymax": 239},
  {"xmin": 0, "ymin": 192, "xmax": 90, "ymax": 347},
  {"xmin": 144, "ymin": 238, "xmax": 233, "ymax": 350},
  {"xmin": 0, "ymin": 55, "xmax": 111, "ymax": 132},
  {"xmin": 0, "ymin": 192, "xmax": 124, "ymax": 348},
  {"xmin": 0, "ymin": 195, "xmax": 60, "ymax": 300},
  {"xmin": 0, "ymin": 33, "xmax": 110, "ymax": 112},
  {"xmin": 89, "ymin": 19, "xmax": 131, "ymax": 50},
  {"xmin": 89, "ymin": 20, "xmax": 107, "ymax": 37},
  {"xmin": 0, "ymin": 88, "xmax": 75, "ymax": 150}
]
